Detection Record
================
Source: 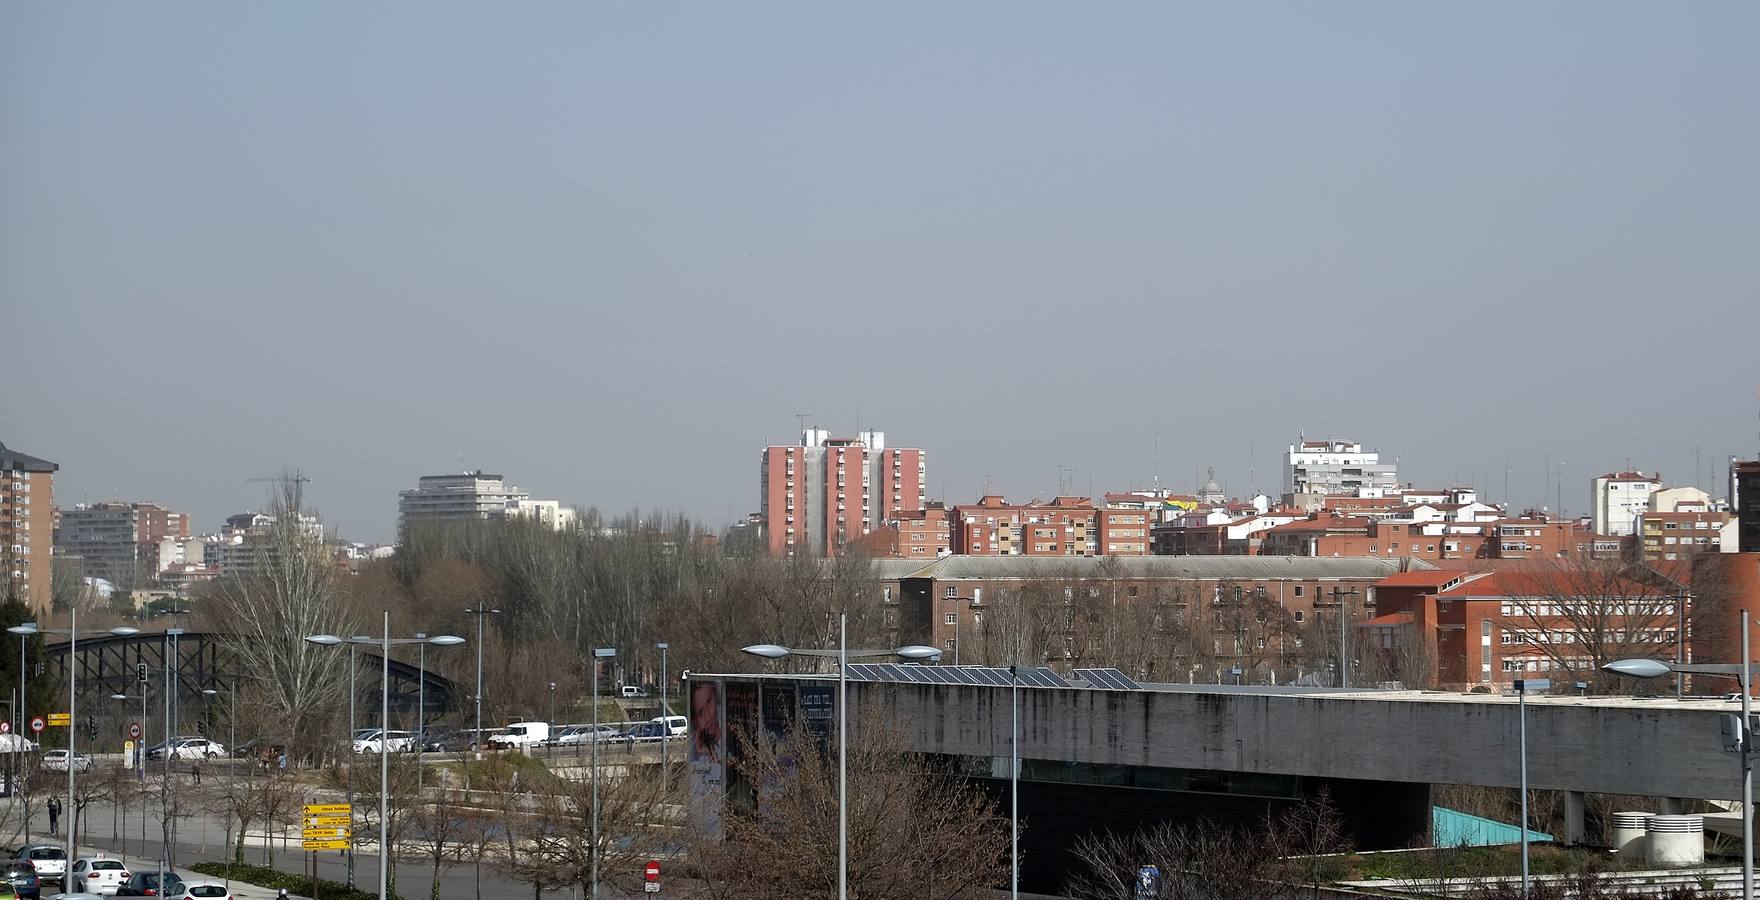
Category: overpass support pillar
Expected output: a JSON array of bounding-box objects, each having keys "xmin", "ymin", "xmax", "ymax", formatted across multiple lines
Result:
[
  {"xmin": 1661, "ymin": 797, "xmax": 1685, "ymax": 815},
  {"xmin": 1562, "ymin": 791, "xmax": 1587, "ymax": 845}
]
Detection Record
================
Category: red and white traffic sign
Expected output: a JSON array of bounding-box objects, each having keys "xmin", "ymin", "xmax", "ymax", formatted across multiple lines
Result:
[
  {"xmin": 0, "ymin": 720, "xmax": 10, "ymax": 734},
  {"xmin": 643, "ymin": 860, "xmax": 660, "ymax": 892},
  {"xmin": 129, "ymin": 722, "xmax": 142, "ymax": 739},
  {"xmin": 29, "ymin": 717, "xmax": 44, "ymax": 734}
]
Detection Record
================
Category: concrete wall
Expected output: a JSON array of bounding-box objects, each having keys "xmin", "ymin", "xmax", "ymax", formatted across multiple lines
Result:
[{"xmin": 851, "ymin": 681, "xmax": 1740, "ymax": 801}]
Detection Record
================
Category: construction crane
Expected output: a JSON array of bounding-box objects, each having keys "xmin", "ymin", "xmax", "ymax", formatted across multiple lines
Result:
[{"xmin": 246, "ymin": 469, "xmax": 311, "ymax": 513}]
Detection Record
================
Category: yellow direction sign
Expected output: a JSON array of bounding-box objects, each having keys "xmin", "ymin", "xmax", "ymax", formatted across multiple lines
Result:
[
  {"xmin": 46, "ymin": 713, "xmax": 71, "ymax": 727},
  {"xmin": 303, "ymin": 803, "xmax": 351, "ymax": 816},
  {"xmin": 305, "ymin": 815, "xmax": 351, "ymax": 827},
  {"xmin": 302, "ymin": 839, "xmax": 349, "ymax": 851},
  {"xmin": 302, "ymin": 826, "xmax": 350, "ymax": 840}
]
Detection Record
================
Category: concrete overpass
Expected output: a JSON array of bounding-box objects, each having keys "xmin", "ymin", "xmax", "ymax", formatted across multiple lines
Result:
[{"xmin": 689, "ymin": 668, "xmax": 1738, "ymax": 891}]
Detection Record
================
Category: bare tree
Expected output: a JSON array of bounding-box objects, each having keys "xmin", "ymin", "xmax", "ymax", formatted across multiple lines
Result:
[
  {"xmin": 203, "ymin": 477, "xmax": 355, "ymax": 763},
  {"xmin": 1496, "ymin": 559, "xmax": 1685, "ymax": 690},
  {"xmin": 692, "ymin": 705, "xmax": 1010, "ymax": 899}
]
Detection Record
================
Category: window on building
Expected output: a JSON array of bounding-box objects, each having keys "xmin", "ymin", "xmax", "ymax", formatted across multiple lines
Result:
[
  {"xmin": 943, "ymin": 613, "xmax": 957, "ymax": 626},
  {"xmin": 1294, "ymin": 586, "xmax": 1303, "ymax": 597},
  {"xmin": 1294, "ymin": 611, "xmax": 1305, "ymax": 623},
  {"xmin": 943, "ymin": 586, "xmax": 957, "ymax": 598}
]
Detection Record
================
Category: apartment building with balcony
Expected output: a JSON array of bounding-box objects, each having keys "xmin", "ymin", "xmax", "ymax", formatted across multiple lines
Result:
[
  {"xmin": 759, "ymin": 428, "xmax": 926, "ymax": 556},
  {"xmin": 0, "ymin": 442, "xmax": 57, "ymax": 610},
  {"xmin": 55, "ymin": 500, "xmax": 191, "ymax": 585},
  {"xmin": 1284, "ymin": 438, "xmax": 1400, "ymax": 497}
]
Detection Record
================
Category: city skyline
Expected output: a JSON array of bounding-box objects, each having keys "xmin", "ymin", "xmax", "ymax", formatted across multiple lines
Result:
[{"xmin": 5, "ymin": 3, "xmax": 1758, "ymax": 542}]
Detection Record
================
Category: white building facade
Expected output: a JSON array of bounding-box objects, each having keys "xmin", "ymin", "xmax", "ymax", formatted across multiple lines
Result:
[
  {"xmin": 1590, "ymin": 471, "xmax": 1661, "ymax": 537},
  {"xmin": 1284, "ymin": 439, "xmax": 1400, "ymax": 496}
]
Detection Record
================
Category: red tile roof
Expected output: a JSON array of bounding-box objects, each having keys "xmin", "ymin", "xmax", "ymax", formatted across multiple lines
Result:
[{"xmin": 1377, "ymin": 570, "xmax": 1471, "ymax": 589}]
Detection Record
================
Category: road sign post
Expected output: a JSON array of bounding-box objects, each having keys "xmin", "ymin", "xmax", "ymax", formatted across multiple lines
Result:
[
  {"xmin": 302, "ymin": 803, "xmax": 353, "ymax": 851},
  {"xmin": 28, "ymin": 717, "xmax": 43, "ymax": 734},
  {"xmin": 0, "ymin": 721, "xmax": 10, "ymax": 734},
  {"xmin": 644, "ymin": 860, "xmax": 661, "ymax": 893},
  {"xmin": 46, "ymin": 713, "xmax": 70, "ymax": 727},
  {"xmin": 128, "ymin": 722, "xmax": 142, "ymax": 740}
]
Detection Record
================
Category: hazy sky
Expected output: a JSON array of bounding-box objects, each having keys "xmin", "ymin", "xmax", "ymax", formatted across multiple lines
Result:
[{"xmin": 4, "ymin": 3, "xmax": 1757, "ymax": 542}]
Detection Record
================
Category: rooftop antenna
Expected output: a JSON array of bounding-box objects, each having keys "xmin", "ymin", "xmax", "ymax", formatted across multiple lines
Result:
[
  {"xmin": 1557, "ymin": 460, "xmax": 1565, "ymax": 520},
  {"xmin": 1249, "ymin": 435, "xmax": 1256, "ymax": 496},
  {"xmin": 1153, "ymin": 433, "xmax": 1161, "ymax": 493},
  {"xmin": 794, "ymin": 413, "xmax": 816, "ymax": 438}
]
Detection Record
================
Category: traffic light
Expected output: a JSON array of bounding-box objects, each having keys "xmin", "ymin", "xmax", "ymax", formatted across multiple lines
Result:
[
  {"xmin": 137, "ymin": 663, "xmax": 148, "ymax": 684},
  {"xmin": 85, "ymin": 715, "xmax": 97, "ymax": 742}
]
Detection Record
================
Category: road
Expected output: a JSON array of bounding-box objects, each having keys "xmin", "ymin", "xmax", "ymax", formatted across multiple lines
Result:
[{"xmin": 10, "ymin": 802, "xmax": 671, "ymax": 900}]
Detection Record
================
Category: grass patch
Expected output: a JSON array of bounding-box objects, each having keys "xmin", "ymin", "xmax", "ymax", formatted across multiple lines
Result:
[
  {"xmin": 1343, "ymin": 844, "xmax": 1639, "ymax": 881},
  {"xmin": 189, "ymin": 861, "xmax": 395, "ymax": 900}
]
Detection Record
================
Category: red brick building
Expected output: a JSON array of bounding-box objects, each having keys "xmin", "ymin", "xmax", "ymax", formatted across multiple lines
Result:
[
  {"xmin": 1369, "ymin": 568, "xmax": 1682, "ymax": 689},
  {"xmin": 951, "ymin": 495, "xmax": 1102, "ymax": 556},
  {"xmin": 848, "ymin": 503, "xmax": 951, "ymax": 560},
  {"xmin": 1, "ymin": 442, "xmax": 57, "ymax": 610},
  {"xmin": 759, "ymin": 428, "xmax": 926, "ymax": 556}
]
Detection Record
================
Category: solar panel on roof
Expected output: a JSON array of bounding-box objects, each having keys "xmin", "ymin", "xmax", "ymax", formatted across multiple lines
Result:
[
  {"xmin": 1036, "ymin": 667, "xmax": 1072, "ymax": 688},
  {"xmin": 978, "ymin": 668, "xmax": 1011, "ymax": 686}
]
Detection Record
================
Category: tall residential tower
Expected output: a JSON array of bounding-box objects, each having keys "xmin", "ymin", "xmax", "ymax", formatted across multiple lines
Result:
[{"xmin": 760, "ymin": 429, "xmax": 926, "ymax": 556}]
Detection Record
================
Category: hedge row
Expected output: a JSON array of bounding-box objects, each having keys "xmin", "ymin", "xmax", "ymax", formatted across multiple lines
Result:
[{"xmin": 188, "ymin": 861, "xmax": 397, "ymax": 900}]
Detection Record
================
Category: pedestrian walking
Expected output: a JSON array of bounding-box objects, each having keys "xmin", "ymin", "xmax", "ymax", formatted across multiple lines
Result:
[
  {"xmin": 191, "ymin": 760, "xmax": 202, "ymax": 784},
  {"xmin": 46, "ymin": 797, "xmax": 61, "ymax": 835}
]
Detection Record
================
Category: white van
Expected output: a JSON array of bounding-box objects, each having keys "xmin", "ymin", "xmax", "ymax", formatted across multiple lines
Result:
[
  {"xmin": 488, "ymin": 721, "xmax": 551, "ymax": 749},
  {"xmin": 620, "ymin": 685, "xmax": 648, "ymax": 698},
  {"xmin": 650, "ymin": 715, "xmax": 686, "ymax": 738}
]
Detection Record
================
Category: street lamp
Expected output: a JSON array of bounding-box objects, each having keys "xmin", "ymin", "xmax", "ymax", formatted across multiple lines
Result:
[
  {"xmin": 655, "ymin": 642, "xmax": 670, "ymax": 780},
  {"xmin": 306, "ymin": 616, "xmax": 465, "ymax": 900},
  {"xmin": 10, "ymin": 625, "xmax": 30, "ymax": 842},
  {"xmin": 463, "ymin": 607, "xmax": 499, "ymax": 768},
  {"xmin": 590, "ymin": 647, "xmax": 615, "ymax": 900},
  {"xmin": 1604, "ymin": 610, "xmax": 1755, "ymax": 900},
  {"xmin": 109, "ymin": 692, "xmax": 149, "ymax": 863},
  {"xmin": 1008, "ymin": 664, "xmax": 1020, "ymax": 900},
  {"xmin": 201, "ymin": 685, "xmax": 236, "ymax": 893},
  {"xmin": 741, "ymin": 615, "xmax": 940, "ymax": 900},
  {"xmin": 8, "ymin": 615, "xmax": 138, "ymax": 864},
  {"xmin": 1512, "ymin": 677, "xmax": 1550, "ymax": 898}
]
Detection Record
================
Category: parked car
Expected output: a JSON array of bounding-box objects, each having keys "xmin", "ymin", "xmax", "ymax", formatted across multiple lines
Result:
[
  {"xmin": 624, "ymin": 722, "xmax": 665, "ymax": 742},
  {"xmin": 554, "ymin": 724, "xmax": 619, "ymax": 745},
  {"xmin": 230, "ymin": 737, "xmax": 285, "ymax": 759},
  {"xmin": 164, "ymin": 881, "xmax": 230, "ymax": 900},
  {"xmin": 11, "ymin": 845, "xmax": 65, "ymax": 882},
  {"xmin": 39, "ymin": 751, "xmax": 90, "ymax": 773},
  {"xmin": 66, "ymin": 859, "xmax": 128, "ymax": 897},
  {"xmin": 145, "ymin": 738, "xmax": 224, "ymax": 761},
  {"xmin": 3, "ymin": 860, "xmax": 39, "ymax": 899},
  {"xmin": 619, "ymin": 685, "xmax": 648, "ymax": 698},
  {"xmin": 651, "ymin": 715, "xmax": 686, "ymax": 738},
  {"xmin": 45, "ymin": 893, "xmax": 105, "ymax": 900},
  {"xmin": 116, "ymin": 872, "xmax": 181, "ymax": 897},
  {"xmin": 351, "ymin": 730, "xmax": 414, "ymax": 754}
]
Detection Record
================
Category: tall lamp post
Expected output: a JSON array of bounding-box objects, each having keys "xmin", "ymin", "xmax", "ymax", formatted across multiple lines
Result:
[
  {"xmin": 1512, "ymin": 677, "xmax": 1550, "ymax": 898},
  {"xmin": 463, "ymin": 607, "xmax": 499, "ymax": 768},
  {"xmin": 1008, "ymin": 664, "xmax": 1020, "ymax": 900},
  {"xmin": 307, "ymin": 617, "xmax": 464, "ymax": 900},
  {"xmin": 590, "ymin": 647, "xmax": 615, "ymax": 900},
  {"xmin": 7, "ymin": 614, "xmax": 139, "ymax": 866},
  {"xmin": 1605, "ymin": 607, "xmax": 1754, "ymax": 900},
  {"xmin": 14, "ymin": 626, "xmax": 30, "ymax": 842},
  {"xmin": 741, "ymin": 615, "xmax": 940, "ymax": 900},
  {"xmin": 200, "ymin": 685, "xmax": 236, "ymax": 892},
  {"xmin": 655, "ymin": 642, "xmax": 670, "ymax": 780}
]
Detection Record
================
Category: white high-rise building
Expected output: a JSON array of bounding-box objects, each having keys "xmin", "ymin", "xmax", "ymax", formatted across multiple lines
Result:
[
  {"xmin": 1591, "ymin": 471, "xmax": 1662, "ymax": 536},
  {"xmin": 1284, "ymin": 439, "xmax": 1400, "ymax": 497}
]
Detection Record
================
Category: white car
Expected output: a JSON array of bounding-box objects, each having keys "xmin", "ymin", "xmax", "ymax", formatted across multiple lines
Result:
[
  {"xmin": 351, "ymin": 730, "xmax": 414, "ymax": 754},
  {"xmin": 165, "ymin": 881, "xmax": 231, "ymax": 900},
  {"xmin": 40, "ymin": 750, "xmax": 92, "ymax": 773},
  {"xmin": 67, "ymin": 858, "xmax": 129, "ymax": 896},
  {"xmin": 552, "ymin": 724, "xmax": 618, "ymax": 745},
  {"xmin": 651, "ymin": 715, "xmax": 686, "ymax": 738},
  {"xmin": 146, "ymin": 738, "xmax": 225, "ymax": 761},
  {"xmin": 14, "ymin": 844, "xmax": 66, "ymax": 880}
]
